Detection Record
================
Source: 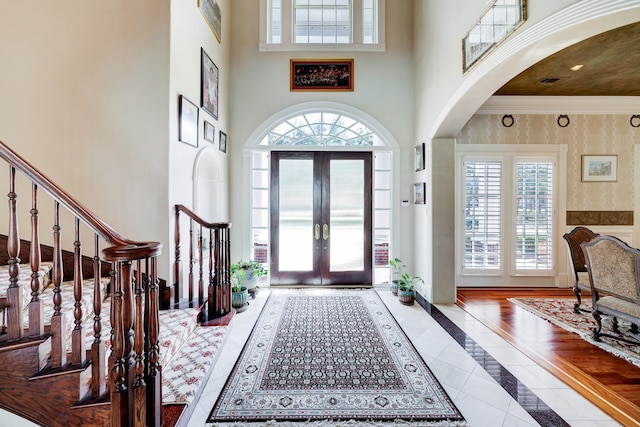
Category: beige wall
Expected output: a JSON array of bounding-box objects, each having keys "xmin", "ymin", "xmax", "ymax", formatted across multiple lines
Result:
[
  {"xmin": 458, "ymin": 114, "xmax": 639, "ymax": 211},
  {"xmin": 228, "ymin": 1, "xmax": 415, "ymax": 264},
  {"xmin": 0, "ymin": 1, "xmax": 233, "ymax": 281},
  {"xmin": 0, "ymin": 1, "xmax": 172, "ymax": 274}
]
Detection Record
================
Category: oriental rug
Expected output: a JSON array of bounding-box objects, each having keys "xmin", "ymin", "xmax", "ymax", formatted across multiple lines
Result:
[
  {"xmin": 509, "ymin": 297, "xmax": 640, "ymax": 368},
  {"xmin": 208, "ymin": 289, "xmax": 465, "ymax": 426}
]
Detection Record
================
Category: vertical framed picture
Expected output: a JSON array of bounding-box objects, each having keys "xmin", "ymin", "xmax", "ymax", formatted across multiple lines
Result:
[
  {"xmin": 204, "ymin": 121, "xmax": 215, "ymax": 143},
  {"xmin": 413, "ymin": 183, "xmax": 426, "ymax": 204},
  {"xmin": 179, "ymin": 95, "xmax": 198, "ymax": 147},
  {"xmin": 581, "ymin": 155, "xmax": 617, "ymax": 182},
  {"xmin": 219, "ymin": 130, "xmax": 227, "ymax": 153},
  {"xmin": 201, "ymin": 48, "xmax": 219, "ymax": 120},
  {"xmin": 414, "ymin": 143, "xmax": 425, "ymax": 171}
]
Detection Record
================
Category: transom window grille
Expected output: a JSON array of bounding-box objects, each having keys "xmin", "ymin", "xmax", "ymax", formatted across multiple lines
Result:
[
  {"xmin": 463, "ymin": 161, "xmax": 502, "ymax": 270},
  {"xmin": 294, "ymin": 0, "xmax": 352, "ymax": 44},
  {"xmin": 259, "ymin": 112, "xmax": 378, "ymax": 146},
  {"xmin": 515, "ymin": 161, "xmax": 553, "ymax": 270},
  {"xmin": 263, "ymin": 0, "xmax": 381, "ymax": 49}
]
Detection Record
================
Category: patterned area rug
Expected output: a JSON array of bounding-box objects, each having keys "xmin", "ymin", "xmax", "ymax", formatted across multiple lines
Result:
[
  {"xmin": 509, "ymin": 297, "xmax": 640, "ymax": 368},
  {"xmin": 208, "ymin": 289, "xmax": 465, "ymax": 426}
]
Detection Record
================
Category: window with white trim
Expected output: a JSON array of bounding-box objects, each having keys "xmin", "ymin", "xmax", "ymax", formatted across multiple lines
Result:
[
  {"xmin": 250, "ymin": 111, "xmax": 391, "ymax": 285},
  {"xmin": 261, "ymin": 0, "xmax": 384, "ymax": 51},
  {"xmin": 514, "ymin": 160, "xmax": 554, "ymax": 271},
  {"xmin": 294, "ymin": 0, "xmax": 352, "ymax": 44},
  {"xmin": 463, "ymin": 160, "xmax": 502, "ymax": 270},
  {"xmin": 457, "ymin": 146, "xmax": 561, "ymax": 286}
]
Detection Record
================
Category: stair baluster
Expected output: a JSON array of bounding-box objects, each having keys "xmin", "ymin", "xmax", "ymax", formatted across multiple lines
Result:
[
  {"xmin": 28, "ymin": 183, "xmax": 44, "ymax": 337},
  {"xmin": 91, "ymin": 235, "xmax": 106, "ymax": 397},
  {"xmin": 72, "ymin": 218, "xmax": 86, "ymax": 365},
  {"xmin": 6, "ymin": 166, "xmax": 22, "ymax": 341},
  {"xmin": 51, "ymin": 201, "xmax": 67, "ymax": 368},
  {"xmin": 172, "ymin": 204, "xmax": 232, "ymax": 323}
]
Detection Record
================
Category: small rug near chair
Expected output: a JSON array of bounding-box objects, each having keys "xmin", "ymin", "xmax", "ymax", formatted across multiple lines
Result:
[
  {"xmin": 208, "ymin": 289, "xmax": 465, "ymax": 426},
  {"xmin": 509, "ymin": 297, "xmax": 640, "ymax": 368}
]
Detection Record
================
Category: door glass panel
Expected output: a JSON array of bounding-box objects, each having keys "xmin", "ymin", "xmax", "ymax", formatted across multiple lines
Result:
[
  {"xmin": 279, "ymin": 159, "xmax": 314, "ymax": 271},
  {"xmin": 330, "ymin": 159, "xmax": 364, "ymax": 271}
]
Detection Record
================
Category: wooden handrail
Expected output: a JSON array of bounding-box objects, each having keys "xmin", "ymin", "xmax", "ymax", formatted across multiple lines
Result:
[
  {"xmin": 173, "ymin": 204, "xmax": 231, "ymax": 322},
  {"xmin": 0, "ymin": 139, "xmax": 163, "ymax": 426},
  {"xmin": 174, "ymin": 204, "xmax": 231, "ymax": 230},
  {"xmin": 0, "ymin": 140, "xmax": 161, "ymax": 252}
]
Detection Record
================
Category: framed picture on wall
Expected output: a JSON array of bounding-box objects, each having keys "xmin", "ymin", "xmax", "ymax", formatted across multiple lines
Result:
[
  {"xmin": 290, "ymin": 59, "xmax": 354, "ymax": 91},
  {"xmin": 201, "ymin": 48, "xmax": 219, "ymax": 120},
  {"xmin": 199, "ymin": 0, "xmax": 222, "ymax": 42},
  {"xmin": 204, "ymin": 121, "xmax": 215, "ymax": 143},
  {"xmin": 413, "ymin": 183, "xmax": 426, "ymax": 204},
  {"xmin": 178, "ymin": 95, "xmax": 198, "ymax": 147},
  {"xmin": 414, "ymin": 143, "xmax": 425, "ymax": 171},
  {"xmin": 581, "ymin": 155, "xmax": 617, "ymax": 182},
  {"xmin": 219, "ymin": 130, "xmax": 227, "ymax": 153}
]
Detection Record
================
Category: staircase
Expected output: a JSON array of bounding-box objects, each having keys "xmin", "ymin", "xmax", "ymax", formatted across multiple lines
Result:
[{"xmin": 0, "ymin": 140, "xmax": 233, "ymax": 426}]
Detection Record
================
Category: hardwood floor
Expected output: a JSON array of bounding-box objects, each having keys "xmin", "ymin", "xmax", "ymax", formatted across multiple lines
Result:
[{"xmin": 456, "ymin": 287, "xmax": 640, "ymax": 427}]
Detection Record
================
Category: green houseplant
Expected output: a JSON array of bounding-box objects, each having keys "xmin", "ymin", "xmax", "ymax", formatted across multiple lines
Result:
[
  {"xmin": 389, "ymin": 257, "xmax": 405, "ymax": 296},
  {"xmin": 231, "ymin": 260, "xmax": 268, "ymax": 300},
  {"xmin": 230, "ymin": 265, "xmax": 249, "ymax": 312},
  {"xmin": 397, "ymin": 272, "xmax": 424, "ymax": 305}
]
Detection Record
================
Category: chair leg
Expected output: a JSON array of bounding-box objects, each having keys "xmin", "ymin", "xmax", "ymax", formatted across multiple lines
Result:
[
  {"xmin": 612, "ymin": 316, "xmax": 620, "ymax": 333},
  {"xmin": 573, "ymin": 286, "xmax": 582, "ymax": 314},
  {"xmin": 592, "ymin": 310, "xmax": 603, "ymax": 342}
]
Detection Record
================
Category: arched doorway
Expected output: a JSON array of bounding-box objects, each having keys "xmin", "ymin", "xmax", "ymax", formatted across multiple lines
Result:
[{"xmin": 245, "ymin": 103, "xmax": 398, "ymax": 286}]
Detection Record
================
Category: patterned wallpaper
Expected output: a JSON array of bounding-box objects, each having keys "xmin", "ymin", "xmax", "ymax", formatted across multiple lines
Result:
[{"xmin": 457, "ymin": 114, "xmax": 640, "ymax": 211}]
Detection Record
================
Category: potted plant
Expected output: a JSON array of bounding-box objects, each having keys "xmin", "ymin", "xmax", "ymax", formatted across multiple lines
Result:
[
  {"xmin": 389, "ymin": 257, "xmax": 405, "ymax": 296},
  {"xmin": 230, "ymin": 266, "xmax": 249, "ymax": 312},
  {"xmin": 231, "ymin": 259, "xmax": 268, "ymax": 299},
  {"xmin": 397, "ymin": 273, "xmax": 424, "ymax": 305}
]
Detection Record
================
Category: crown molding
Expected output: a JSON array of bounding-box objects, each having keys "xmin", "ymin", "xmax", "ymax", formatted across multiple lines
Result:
[{"xmin": 477, "ymin": 96, "xmax": 640, "ymax": 115}]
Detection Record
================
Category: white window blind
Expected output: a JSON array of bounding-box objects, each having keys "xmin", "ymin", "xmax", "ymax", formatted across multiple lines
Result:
[
  {"xmin": 463, "ymin": 161, "xmax": 502, "ymax": 270},
  {"xmin": 514, "ymin": 161, "xmax": 553, "ymax": 270}
]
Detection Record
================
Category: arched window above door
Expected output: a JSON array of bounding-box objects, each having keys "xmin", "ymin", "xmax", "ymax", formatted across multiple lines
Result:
[{"xmin": 259, "ymin": 112, "xmax": 381, "ymax": 146}]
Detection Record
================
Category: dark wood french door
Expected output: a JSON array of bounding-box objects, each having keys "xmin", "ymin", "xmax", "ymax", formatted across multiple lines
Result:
[{"xmin": 270, "ymin": 151, "xmax": 372, "ymax": 286}]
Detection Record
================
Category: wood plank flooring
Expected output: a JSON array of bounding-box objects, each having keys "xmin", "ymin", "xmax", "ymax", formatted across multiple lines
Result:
[{"xmin": 456, "ymin": 287, "xmax": 640, "ymax": 427}]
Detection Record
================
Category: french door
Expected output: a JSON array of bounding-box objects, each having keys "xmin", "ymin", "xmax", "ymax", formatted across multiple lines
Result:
[{"xmin": 270, "ymin": 151, "xmax": 372, "ymax": 286}]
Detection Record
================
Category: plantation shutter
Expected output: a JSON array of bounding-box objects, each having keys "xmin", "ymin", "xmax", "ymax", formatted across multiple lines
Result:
[
  {"xmin": 463, "ymin": 161, "xmax": 502, "ymax": 270},
  {"xmin": 514, "ymin": 161, "xmax": 553, "ymax": 270}
]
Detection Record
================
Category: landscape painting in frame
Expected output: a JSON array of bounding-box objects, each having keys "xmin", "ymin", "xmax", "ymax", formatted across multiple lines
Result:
[
  {"xmin": 582, "ymin": 155, "xmax": 617, "ymax": 182},
  {"xmin": 290, "ymin": 59, "xmax": 354, "ymax": 91},
  {"xmin": 199, "ymin": 0, "xmax": 221, "ymax": 42}
]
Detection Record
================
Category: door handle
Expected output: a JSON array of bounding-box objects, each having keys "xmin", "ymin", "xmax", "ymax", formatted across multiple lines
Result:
[
  {"xmin": 323, "ymin": 224, "xmax": 329, "ymax": 240},
  {"xmin": 315, "ymin": 224, "xmax": 320, "ymax": 240}
]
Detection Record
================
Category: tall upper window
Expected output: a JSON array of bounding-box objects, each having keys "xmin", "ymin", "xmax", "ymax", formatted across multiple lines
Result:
[
  {"xmin": 262, "ymin": 0, "xmax": 384, "ymax": 51},
  {"xmin": 294, "ymin": 0, "xmax": 352, "ymax": 44}
]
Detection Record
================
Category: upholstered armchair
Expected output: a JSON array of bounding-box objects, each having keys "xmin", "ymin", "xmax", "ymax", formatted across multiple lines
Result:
[
  {"xmin": 563, "ymin": 227, "xmax": 599, "ymax": 313},
  {"xmin": 581, "ymin": 235, "xmax": 640, "ymax": 342}
]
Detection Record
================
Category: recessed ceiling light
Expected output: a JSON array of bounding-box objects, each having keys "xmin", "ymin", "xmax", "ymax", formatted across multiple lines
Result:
[{"xmin": 570, "ymin": 64, "xmax": 584, "ymax": 71}]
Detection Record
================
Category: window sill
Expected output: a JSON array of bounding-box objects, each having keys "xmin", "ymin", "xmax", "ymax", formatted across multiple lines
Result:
[{"xmin": 259, "ymin": 43, "xmax": 386, "ymax": 53}]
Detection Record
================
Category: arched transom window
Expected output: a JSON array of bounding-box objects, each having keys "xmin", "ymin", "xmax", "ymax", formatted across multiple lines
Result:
[{"xmin": 259, "ymin": 112, "xmax": 380, "ymax": 146}]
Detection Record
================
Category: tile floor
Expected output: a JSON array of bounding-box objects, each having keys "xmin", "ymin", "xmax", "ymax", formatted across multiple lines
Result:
[
  {"xmin": 187, "ymin": 287, "xmax": 621, "ymax": 427},
  {"xmin": 0, "ymin": 286, "xmax": 619, "ymax": 426}
]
